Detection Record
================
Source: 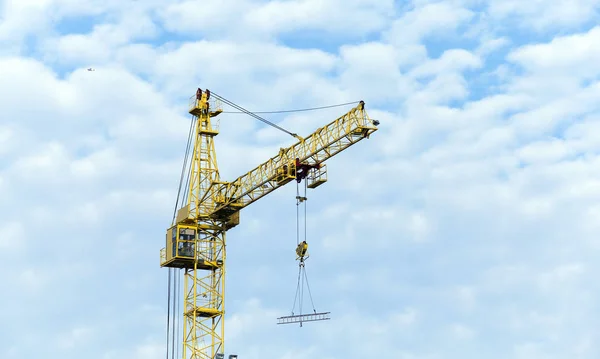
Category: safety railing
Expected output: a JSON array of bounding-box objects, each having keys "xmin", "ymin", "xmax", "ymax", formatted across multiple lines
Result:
[
  {"xmin": 188, "ymin": 95, "xmax": 223, "ymax": 132},
  {"xmin": 160, "ymin": 247, "xmax": 166, "ymax": 265},
  {"xmin": 307, "ymin": 164, "xmax": 327, "ymax": 188},
  {"xmin": 188, "ymin": 94, "xmax": 223, "ymax": 113}
]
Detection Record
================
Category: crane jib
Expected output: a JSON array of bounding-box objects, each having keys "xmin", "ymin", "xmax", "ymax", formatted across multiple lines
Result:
[{"xmin": 206, "ymin": 101, "xmax": 378, "ymax": 218}]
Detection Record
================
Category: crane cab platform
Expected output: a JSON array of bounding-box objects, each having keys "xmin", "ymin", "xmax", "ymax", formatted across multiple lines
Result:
[
  {"xmin": 350, "ymin": 125, "xmax": 377, "ymax": 138},
  {"xmin": 188, "ymin": 93, "xmax": 223, "ymax": 119},
  {"xmin": 160, "ymin": 225, "xmax": 223, "ymax": 270},
  {"xmin": 160, "ymin": 253, "xmax": 222, "ymax": 270},
  {"xmin": 306, "ymin": 164, "xmax": 327, "ymax": 189},
  {"xmin": 185, "ymin": 306, "xmax": 222, "ymax": 318},
  {"xmin": 276, "ymin": 162, "xmax": 297, "ymax": 185}
]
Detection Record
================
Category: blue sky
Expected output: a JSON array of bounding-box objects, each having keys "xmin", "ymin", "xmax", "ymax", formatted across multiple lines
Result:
[{"xmin": 2, "ymin": 0, "xmax": 600, "ymax": 358}]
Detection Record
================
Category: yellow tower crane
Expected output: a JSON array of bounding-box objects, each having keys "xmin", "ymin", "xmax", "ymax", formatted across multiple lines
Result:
[{"xmin": 160, "ymin": 88, "xmax": 379, "ymax": 359}]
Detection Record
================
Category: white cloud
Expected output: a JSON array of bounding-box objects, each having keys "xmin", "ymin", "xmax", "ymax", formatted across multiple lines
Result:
[
  {"xmin": 0, "ymin": 0, "xmax": 144, "ymax": 49},
  {"xmin": 0, "ymin": 125, "xmax": 15, "ymax": 155},
  {"xmin": 384, "ymin": 2, "xmax": 475, "ymax": 45},
  {"xmin": 537, "ymin": 263, "xmax": 586, "ymax": 291},
  {"xmin": 0, "ymin": 0, "xmax": 53, "ymax": 42},
  {"xmin": 56, "ymin": 326, "xmax": 95, "ymax": 349},
  {"xmin": 41, "ymin": 13, "xmax": 156, "ymax": 65},
  {"xmin": 410, "ymin": 49, "xmax": 483, "ymax": 78},
  {"xmin": 0, "ymin": 220, "xmax": 23, "ymax": 250},
  {"xmin": 454, "ymin": 286, "xmax": 477, "ymax": 313},
  {"xmin": 157, "ymin": 0, "xmax": 259, "ymax": 37},
  {"xmin": 158, "ymin": 0, "xmax": 395, "ymax": 38},
  {"xmin": 244, "ymin": 0, "xmax": 395, "ymax": 36},
  {"xmin": 476, "ymin": 36, "xmax": 511, "ymax": 56},
  {"xmin": 507, "ymin": 26, "xmax": 600, "ymax": 80},
  {"xmin": 516, "ymin": 138, "xmax": 573, "ymax": 164},
  {"xmin": 2, "ymin": 1, "xmax": 600, "ymax": 359},
  {"xmin": 449, "ymin": 323, "xmax": 476, "ymax": 340},
  {"xmin": 131, "ymin": 342, "xmax": 164, "ymax": 359},
  {"xmin": 487, "ymin": 0, "xmax": 600, "ymax": 31}
]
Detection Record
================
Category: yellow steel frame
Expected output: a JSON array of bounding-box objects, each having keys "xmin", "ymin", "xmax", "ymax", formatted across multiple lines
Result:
[
  {"xmin": 203, "ymin": 100, "xmax": 377, "ymax": 219},
  {"xmin": 161, "ymin": 91, "xmax": 227, "ymax": 359},
  {"xmin": 182, "ymin": 91, "xmax": 226, "ymax": 359},
  {"xmin": 161, "ymin": 92, "xmax": 378, "ymax": 359},
  {"xmin": 182, "ymin": 222, "xmax": 225, "ymax": 359}
]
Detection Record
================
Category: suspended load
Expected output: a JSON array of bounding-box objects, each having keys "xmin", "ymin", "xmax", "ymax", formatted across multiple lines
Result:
[{"xmin": 277, "ymin": 179, "xmax": 330, "ymax": 326}]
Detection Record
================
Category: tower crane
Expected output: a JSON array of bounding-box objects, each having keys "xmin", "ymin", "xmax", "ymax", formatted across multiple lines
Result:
[{"xmin": 160, "ymin": 88, "xmax": 379, "ymax": 359}]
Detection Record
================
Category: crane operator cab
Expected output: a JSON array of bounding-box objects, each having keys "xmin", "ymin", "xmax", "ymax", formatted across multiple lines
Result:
[
  {"xmin": 296, "ymin": 240, "xmax": 309, "ymax": 262},
  {"xmin": 161, "ymin": 224, "xmax": 224, "ymax": 270},
  {"xmin": 160, "ymin": 225, "xmax": 197, "ymax": 268},
  {"xmin": 172, "ymin": 226, "xmax": 195, "ymax": 259}
]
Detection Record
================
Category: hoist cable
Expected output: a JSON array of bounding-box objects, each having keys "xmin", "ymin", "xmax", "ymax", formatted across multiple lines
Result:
[
  {"xmin": 292, "ymin": 181, "xmax": 302, "ymax": 315},
  {"xmin": 300, "ymin": 265, "xmax": 304, "ymax": 317},
  {"xmin": 291, "ymin": 264, "xmax": 302, "ymax": 315},
  {"xmin": 168, "ymin": 116, "xmax": 194, "ymax": 357},
  {"xmin": 170, "ymin": 270, "xmax": 177, "ymax": 359},
  {"xmin": 181, "ymin": 117, "xmax": 196, "ymax": 207},
  {"xmin": 210, "ymin": 92, "xmax": 299, "ymax": 138},
  {"xmin": 173, "ymin": 115, "xmax": 195, "ymax": 222},
  {"xmin": 304, "ymin": 181, "xmax": 307, "ymax": 244},
  {"xmin": 303, "ymin": 265, "xmax": 317, "ymax": 313},
  {"xmin": 182, "ymin": 148, "xmax": 193, "ymax": 206},
  {"xmin": 172, "ymin": 115, "xmax": 196, "ymax": 225},
  {"xmin": 221, "ymin": 101, "xmax": 360, "ymax": 114},
  {"xmin": 175, "ymin": 269, "xmax": 181, "ymax": 359},
  {"xmin": 296, "ymin": 183, "xmax": 300, "ymax": 246},
  {"xmin": 290, "ymin": 180, "xmax": 317, "ymax": 319},
  {"xmin": 165, "ymin": 269, "xmax": 172, "ymax": 359}
]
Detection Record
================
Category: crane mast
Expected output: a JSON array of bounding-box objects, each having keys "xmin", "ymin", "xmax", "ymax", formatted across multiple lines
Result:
[{"xmin": 160, "ymin": 89, "xmax": 379, "ymax": 359}]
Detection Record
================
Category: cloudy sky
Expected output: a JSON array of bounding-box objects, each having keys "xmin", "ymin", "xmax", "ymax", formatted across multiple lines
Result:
[{"xmin": 2, "ymin": 0, "xmax": 600, "ymax": 358}]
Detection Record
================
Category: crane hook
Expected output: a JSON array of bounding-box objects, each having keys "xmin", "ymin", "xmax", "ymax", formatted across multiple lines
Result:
[{"xmin": 296, "ymin": 240, "xmax": 309, "ymax": 262}]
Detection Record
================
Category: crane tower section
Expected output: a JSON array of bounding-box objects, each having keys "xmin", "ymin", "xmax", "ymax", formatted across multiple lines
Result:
[{"xmin": 160, "ymin": 89, "xmax": 230, "ymax": 359}]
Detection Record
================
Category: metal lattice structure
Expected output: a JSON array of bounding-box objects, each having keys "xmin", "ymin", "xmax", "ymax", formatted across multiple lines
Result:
[
  {"xmin": 277, "ymin": 312, "xmax": 331, "ymax": 325},
  {"xmin": 160, "ymin": 89, "xmax": 378, "ymax": 359}
]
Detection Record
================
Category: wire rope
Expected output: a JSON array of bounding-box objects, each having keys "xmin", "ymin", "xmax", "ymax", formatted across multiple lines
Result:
[
  {"xmin": 175, "ymin": 269, "xmax": 180, "ymax": 359},
  {"xmin": 170, "ymin": 270, "xmax": 177, "ymax": 359},
  {"xmin": 222, "ymin": 101, "xmax": 360, "ymax": 114},
  {"xmin": 291, "ymin": 265, "xmax": 302, "ymax": 315},
  {"xmin": 303, "ymin": 265, "xmax": 317, "ymax": 313},
  {"xmin": 290, "ymin": 179, "xmax": 319, "ymax": 321},
  {"xmin": 172, "ymin": 115, "xmax": 196, "ymax": 225},
  {"xmin": 296, "ymin": 183, "xmax": 300, "ymax": 246},
  {"xmin": 165, "ymin": 268, "xmax": 172, "ymax": 359},
  {"xmin": 304, "ymin": 181, "xmax": 307, "ymax": 244},
  {"xmin": 210, "ymin": 92, "xmax": 298, "ymax": 138}
]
